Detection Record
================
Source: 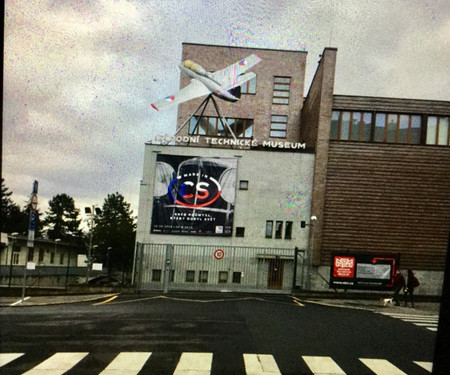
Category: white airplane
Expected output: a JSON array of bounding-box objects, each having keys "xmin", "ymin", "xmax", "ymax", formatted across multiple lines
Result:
[{"xmin": 151, "ymin": 54, "xmax": 261, "ymax": 112}]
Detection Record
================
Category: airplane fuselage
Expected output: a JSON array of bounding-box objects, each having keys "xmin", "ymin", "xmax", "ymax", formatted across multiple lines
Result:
[{"xmin": 178, "ymin": 64, "xmax": 239, "ymax": 102}]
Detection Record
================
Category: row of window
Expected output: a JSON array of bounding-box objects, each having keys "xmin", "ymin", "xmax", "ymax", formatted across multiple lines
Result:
[
  {"xmin": 331, "ymin": 111, "xmax": 449, "ymax": 146},
  {"xmin": 189, "ymin": 116, "xmax": 253, "ymax": 138},
  {"xmin": 265, "ymin": 220, "xmax": 293, "ymax": 239},
  {"xmin": 10, "ymin": 248, "xmax": 66, "ymax": 265},
  {"xmin": 151, "ymin": 269, "xmax": 242, "ymax": 284}
]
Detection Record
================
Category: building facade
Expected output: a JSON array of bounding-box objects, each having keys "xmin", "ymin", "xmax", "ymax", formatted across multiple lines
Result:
[{"xmin": 136, "ymin": 43, "xmax": 450, "ymax": 295}]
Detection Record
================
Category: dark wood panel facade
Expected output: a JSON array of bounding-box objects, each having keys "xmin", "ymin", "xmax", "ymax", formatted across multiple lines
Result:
[{"xmin": 321, "ymin": 142, "xmax": 450, "ymax": 270}]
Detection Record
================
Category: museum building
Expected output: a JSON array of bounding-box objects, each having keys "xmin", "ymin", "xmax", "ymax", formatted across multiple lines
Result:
[{"xmin": 134, "ymin": 43, "xmax": 450, "ymax": 295}]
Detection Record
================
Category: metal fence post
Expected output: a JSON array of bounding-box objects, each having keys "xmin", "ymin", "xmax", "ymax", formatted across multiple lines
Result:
[{"xmin": 163, "ymin": 244, "xmax": 174, "ymax": 294}]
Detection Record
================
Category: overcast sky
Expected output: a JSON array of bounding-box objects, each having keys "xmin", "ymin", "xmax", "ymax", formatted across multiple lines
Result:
[{"xmin": 3, "ymin": 0, "xmax": 450, "ymax": 221}]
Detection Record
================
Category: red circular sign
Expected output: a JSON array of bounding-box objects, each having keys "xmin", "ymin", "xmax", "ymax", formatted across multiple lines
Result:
[{"xmin": 214, "ymin": 249, "xmax": 225, "ymax": 260}]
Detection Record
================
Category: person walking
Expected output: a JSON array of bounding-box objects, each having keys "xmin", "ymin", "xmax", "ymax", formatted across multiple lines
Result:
[
  {"xmin": 392, "ymin": 269, "xmax": 405, "ymax": 306},
  {"xmin": 404, "ymin": 269, "xmax": 420, "ymax": 308}
]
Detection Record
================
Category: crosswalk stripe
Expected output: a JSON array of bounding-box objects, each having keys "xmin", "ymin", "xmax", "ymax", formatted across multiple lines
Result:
[
  {"xmin": 379, "ymin": 313, "xmax": 438, "ymax": 319},
  {"xmin": 173, "ymin": 352, "xmax": 213, "ymax": 375},
  {"xmin": 414, "ymin": 361, "xmax": 433, "ymax": 372},
  {"xmin": 0, "ymin": 353, "xmax": 24, "ymax": 367},
  {"xmin": 302, "ymin": 356, "xmax": 346, "ymax": 374},
  {"xmin": 413, "ymin": 322, "xmax": 438, "ymax": 327},
  {"xmin": 360, "ymin": 358, "xmax": 407, "ymax": 375},
  {"xmin": 243, "ymin": 354, "xmax": 281, "ymax": 374},
  {"xmin": 21, "ymin": 352, "xmax": 89, "ymax": 375},
  {"xmin": 99, "ymin": 352, "xmax": 152, "ymax": 374}
]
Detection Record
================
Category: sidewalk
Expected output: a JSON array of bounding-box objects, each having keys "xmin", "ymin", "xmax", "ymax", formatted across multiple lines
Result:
[{"xmin": 0, "ymin": 293, "xmax": 118, "ymax": 307}]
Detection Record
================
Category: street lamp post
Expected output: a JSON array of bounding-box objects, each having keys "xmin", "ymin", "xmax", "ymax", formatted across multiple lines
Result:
[
  {"xmin": 84, "ymin": 206, "xmax": 101, "ymax": 283},
  {"xmin": 107, "ymin": 247, "xmax": 112, "ymax": 276},
  {"xmin": 54, "ymin": 239, "xmax": 61, "ymax": 285}
]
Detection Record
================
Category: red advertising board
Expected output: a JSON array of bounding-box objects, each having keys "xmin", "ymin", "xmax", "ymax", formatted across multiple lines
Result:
[{"xmin": 333, "ymin": 256, "xmax": 355, "ymax": 278}]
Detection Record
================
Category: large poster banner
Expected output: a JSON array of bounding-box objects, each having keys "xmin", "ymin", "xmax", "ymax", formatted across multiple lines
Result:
[
  {"xmin": 330, "ymin": 252, "xmax": 400, "ymax": 290},
  {"xmin": 151, "ymin": 154, "xmax": 237, "ymax": 236}
]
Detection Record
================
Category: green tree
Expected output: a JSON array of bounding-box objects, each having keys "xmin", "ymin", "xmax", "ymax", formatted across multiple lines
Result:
[
  {"xmin": 1, "ymin": 179, "xmax": 32, "ymax": 235},
  {"xmin": 43, "ymin": 194, "xmax": 82, "ymax": 241},
  {"xmin": 93, "ymin": 192, "xmax": 136, "ymax": 280}
]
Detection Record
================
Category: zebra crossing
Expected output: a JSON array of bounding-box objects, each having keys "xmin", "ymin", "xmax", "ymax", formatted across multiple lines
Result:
[
  {"xmin": 377, "ymin": 311, "xmax": 439, "ymax": 332},
  {"xmin": 0, "ymin": 352, "xmax": 433, "ymax": 374}
]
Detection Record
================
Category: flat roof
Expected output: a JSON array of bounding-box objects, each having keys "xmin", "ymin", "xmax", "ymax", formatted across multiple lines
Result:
[{"xmin": 182, "ymin": 42, "xmax": 308, "ymax": 54}]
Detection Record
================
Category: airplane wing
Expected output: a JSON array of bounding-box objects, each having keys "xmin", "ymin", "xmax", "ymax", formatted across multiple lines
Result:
[
  {"xmin": 212, "ymin": 54, "xmax": 261, "ymax": 89},
  {"xmin": 151, "ymin": 79, "xmax": 211, "ymax": 111}
]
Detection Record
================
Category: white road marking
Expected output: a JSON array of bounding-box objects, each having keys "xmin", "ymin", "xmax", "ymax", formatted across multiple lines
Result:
[
  {"xmin": 0, "ymin": 353, "xmax": 24, "ymax": 367},
  {"xmin": 22, "ymin": 352, "xmax": 88, "ymax": 375},
  {"xmin": 173, "ymin": 352, "xmax": 213, "ymax": 375},
  {"xmin": 244, "ymin": 354, "xmax": 282, "ymax": 374},
  {"xmin": 99, "ymin": 352, "xmax": 152, "ymax": 374},
  {"xmin": 302, "ymin": 355, "xmax": 346, "ymax": 374},
  {"xmin": 414, "ymin": 361, "xmax": 433, "ymax": 372},
  {"xmin": 359, "ymin": 358, "xmax": 407, "ymax": 375}
]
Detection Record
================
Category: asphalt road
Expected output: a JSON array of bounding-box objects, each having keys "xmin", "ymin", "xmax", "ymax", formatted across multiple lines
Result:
[{"xmin": 0, "ymin": 294, "xmax": 438, "ymax": 374}]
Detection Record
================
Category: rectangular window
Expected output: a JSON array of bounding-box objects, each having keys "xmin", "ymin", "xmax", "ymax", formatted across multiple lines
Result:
[
  {"xmin": 28, "ymin": 248, "xmax": 34, "ymax": 262},
  {"xmin": 152, "ymin": 269, "xmax": 162, "ymax": 282},
  {"xmin": 236, "ymin": 227, "xmax": 245, "ymax": 237},
  {"xmin": 375, "ymin": 113, "xmax": 422, "ymax": 144},
  {"xmin": 170, "ymin": 270, "xmax": 175, "ymax": 282},
  {"xmin": 265, "ymin": 221, "xmax": 273, "ymax": 238},
  {"xmin": 239, "ymin": 180, "xmax": 249, "ymax": 190},
  {"xmin": 270, "ymin": 115, "xmax": 288, "ymax": 138},
  {"xmin": 189, "ymin": 116, "xmax": 253, "ymax": 138},
  {"xmin": 241, "ymin": 76, "xmax": 256, "ymax": 94},
  {"xmin": 332, "ymin": 111, "xmax": 373, "ymax": 141},
  {"xmin": 427, "ymin": 116, "xmax": 449, "ymax": 146},
  {"xmin": 285, "ymin": 221, "xmax": 293, "ymax": 239},
  {"xmin": 272, "ymin": 76, "xmax": 291, "ymax": 105},
  {"xmin": 218, "ymin": 271, "xmax": 228, "ymax": 283},
  {"xmin": 232, "ymin": 272, "xmax": 242, "ymax": 284},
  {"xmin": 13, "ymin": 252, "xmax": 20, "ymax": 265},
  {"xmin": 60, "ymin": 253, "xmax": 64, "ymax": 265},
  {"xmin": 186, "ymin": 270, "xmax": 195, "ymax": 282},
  {"xmin": 275, "ymin": 221, "xmax": 283, "ymax": 239},
  {"xmin": 38, "ymin": 248, "xmax": 44, "ymax": 263},
  {"xmin": 50, "ymin": 252, "xmax": 55, "ymax": 264},
  {"xmin": 199, "ymin": 270, "xmax": 208, "ymax": 283}
]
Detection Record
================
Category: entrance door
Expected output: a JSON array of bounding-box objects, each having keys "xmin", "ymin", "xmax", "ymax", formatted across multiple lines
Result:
[{"xmin": 268, "ymin": 258, "xmax": 284, "ymax": 289}]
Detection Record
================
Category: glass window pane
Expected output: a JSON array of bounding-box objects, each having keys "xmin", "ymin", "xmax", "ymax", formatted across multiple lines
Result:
[
  {"xmin": 189, "ymin": 117, "xmax": 198, "ymax": 134},
  {"xmin": 271, "ymin": 123, "xmax": 287, "ymax": 131},
  {"xmin": 398, "ymin": 115, "xmax": 409, "ymax": 144},
  {"xmin": 362, "ymin": 113, "xmax": 372, "ymax": 141},
  {"xmin": 218, "ymin": 271, "xmax": 228, "ymax": 283},
  {"xmin": 232, "ymin": 272, "xmax": 242, "ymax": 283},
  {"xmin": 275, "ymin": 221, "xmax": 283, "ymax": 239},
  {"xmin": 386, "ymin": 114, "xmax": 398, "ymax": 143},
  {"xmin": 410, "ymin": 115, "xmax": 421, "ymax": 144},
  {"xmin": 351, "ymin": 112, "xmax": 361, "ymax": 141},
  {"xmin": 217, "ymin": 119, "xmax": 226, "ymax": 137},
  {"xmin": 270, "ymin": 130, "xmax": 286, "ymax": 138},
  {"xmin": 274, "ymin": 77, "xmax": 291, "ymax": 84},
  {"xmin": 274, "ymin": 84, "xmax": 290, "ymax": 90},
  {"xmin": 426, "ymin": 116, "xmax": 437, "ymax": 144},
  {"xmin": 208, "ymin": 117, "xmax": 217, "ymax": 136},
  {"xmin": 340, "ymin": 112, "xmax": 350, "ymax": 140},
  {"xmin": 273, "ymin": 90, "xmax": 290, "ymax": 97},
  {"xmin": 235, "ymin": 119, "xmax": 245, "ymax": 137},
  {"xmin": 330, "ymin": 111, "xmax": 340, "ymax": 140},
  {"xmin": 273, "ymin": 98, "xmax": 289, "ymax": 104},
  {"xmin": 265, "ymin": 221, "xmax": 273, "ymax": 238},
  {"xmin": 248, "ymin": 76, "xmax": 256, "ymax": 93},
  {"xmin": 438, "ymin": 117, "xmax": 449, "ymax": 145},
  {"xmin": 244, "ymin": 122, "xmax": 253, "ymax": 138},
  {"xmin": 186, "ymin": 270, "xmax": 195, "ymax": 282},
  {"xmin": 271, "ymin": 115, "xmax": 287, "ymax": 122},
  {"xmin": 375, "ymin": 113, "xmax": 386, "ymax": 142},
  {"xmin": 285, "ymin": 221, "xmax": 293, "ymax": 239},
  {"xmin": 198, "ymin": 117, "xmax": 207, "ymax": 135}
]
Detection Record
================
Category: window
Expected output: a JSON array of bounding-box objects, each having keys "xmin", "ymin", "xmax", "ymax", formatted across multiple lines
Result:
[
  {"xmin": 265, "ymin": 221, "xmax": 273, "ymax": 238},
  {"xmin": 236, "ymin": 227, "xmax": 245, "ymax": 237},
  {"xmin": 270, "ymin": 115, "xmax": 288, "ymax": 138},
  {"xmin": 186, "ymin": 270, "xmax": 195, "ymax": 282},
  {"xmin": 13, "ymin": 252, "xmax": 20, "ymax": 265},
  {"xmin": 331, "ymin": 111, "xmax": 372, "ymax": 141},
  {"xmin": 285, "ymin": 221, "xmax": 293, "ymax": 239},
  {"xmin": 169, "ymin": 270, "xmax": 175, "ymax": 282},
  {"xmin": 199, "ymin": 270, "xmax": 208, "ymax": 283},
  {"xmin": 218, "ymin": 271, "xmax": 228, "ymax": 283},
  {"xmin": 426, "ymin": 116, "xmax": 449, "ymax": 146},
  {"xmin": 239, "ymin": 180, "xmax": 249, "ymax": 190},
  {"xmin": 38, "ymin": 248, "xmax": 44, "ymax": 263},
  {"xmin": 374, "ymin": 113, "xmax": 421, "ymax": 144},
  {"xmin": 232, "ymin": 272, "xmax": 242, "ymax": 284},
  {"xmin": 50, "ymin": 252, "xmax": 55, "ymax": 264},
  {"xmin": 275, "ymin": 221, "xmax": 283, "ymax": 239},
  {"xmin": 28, "ymin": 248, "xmax": 34, "ymax": 262},
  {"xmin": 273, "ymin": 77, "xmax": 291, "ymax": 105},
  {"xmin": 152, "ymin": 269, "xmax": 162, "ymax": 282},
  {"xmin": 60, "ymin": 253, "xmax": 64, "ymax": 265},
  {"xmin": 189, "ymin": 116, "xmax": 253, "ymax": 138},
  {"xmin": 241, "ymin": 76, "xmax": 256, "ymax": 94}
]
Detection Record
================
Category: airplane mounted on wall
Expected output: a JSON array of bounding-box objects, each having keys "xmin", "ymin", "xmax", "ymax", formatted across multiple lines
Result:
[{"xmin": 151, "ymin": 54, "xmax": 261, "ymax": 112}]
